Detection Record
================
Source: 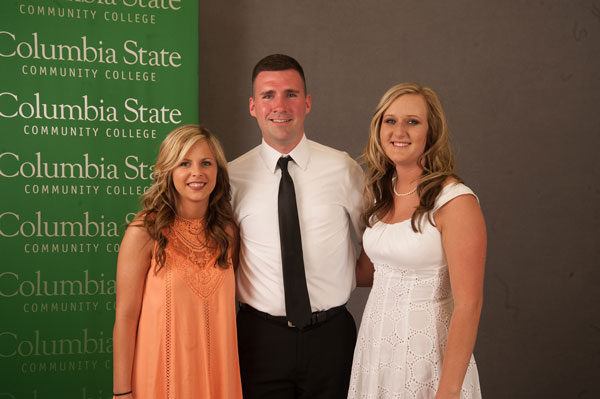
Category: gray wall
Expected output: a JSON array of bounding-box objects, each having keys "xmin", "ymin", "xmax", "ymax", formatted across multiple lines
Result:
[{"xmin": 198, "ymin": 1, "xmax": 600, "ymax": 398}]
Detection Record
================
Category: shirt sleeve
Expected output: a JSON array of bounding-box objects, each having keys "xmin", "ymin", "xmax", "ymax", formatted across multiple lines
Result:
[{"xmin": 343, "ymin": 156, "xmax": 365, "ymax": 252}]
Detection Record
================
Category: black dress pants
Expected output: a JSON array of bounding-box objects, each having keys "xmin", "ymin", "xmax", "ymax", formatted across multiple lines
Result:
[{"xmin": 237, "ymin": 306, "xmax": 357, "ymax": 399}]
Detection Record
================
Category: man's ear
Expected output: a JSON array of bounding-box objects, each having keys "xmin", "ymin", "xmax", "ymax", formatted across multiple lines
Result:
[{"xmin": 304, "ymin": 94, "xmax": 312, "ymax": 115}]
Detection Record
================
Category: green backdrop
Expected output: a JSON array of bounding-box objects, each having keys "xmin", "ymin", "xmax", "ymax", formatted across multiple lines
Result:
[{"xmin": 0, "ymin": 1, "xmax": 198, "ymax": 397}]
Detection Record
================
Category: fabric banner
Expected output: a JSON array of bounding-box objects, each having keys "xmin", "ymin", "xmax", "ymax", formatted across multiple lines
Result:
[{"xmin": 0, "ymin": 1, "xmax": 198, "ymax": 397}]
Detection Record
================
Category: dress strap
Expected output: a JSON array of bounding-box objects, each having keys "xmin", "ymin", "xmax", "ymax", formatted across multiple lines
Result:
[{"xmin": 432, "ymin": 182, "xmax": 479, "ymax": 215}]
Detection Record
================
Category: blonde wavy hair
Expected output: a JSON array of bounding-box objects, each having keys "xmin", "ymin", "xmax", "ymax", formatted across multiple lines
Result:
[
  {"xmin": 362, "ymin": 83, "xmax": 462, "ymax": 232},
  {"xmin": 135, "ymin": 124, "xmax": 233, "ymax": 270}
]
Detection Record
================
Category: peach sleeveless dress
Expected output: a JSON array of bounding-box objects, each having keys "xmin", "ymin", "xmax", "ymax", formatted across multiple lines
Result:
[{"xmin": 132, "ymin": 216, "xmax": 242, "ymax": 398}]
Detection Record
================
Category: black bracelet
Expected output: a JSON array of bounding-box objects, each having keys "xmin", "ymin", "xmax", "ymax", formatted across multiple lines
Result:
[{"xmin": 113, "ymin": 391, "xmax": 132, "ymax": 397}]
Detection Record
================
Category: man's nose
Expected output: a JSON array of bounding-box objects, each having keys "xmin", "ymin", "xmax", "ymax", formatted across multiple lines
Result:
[{"xmin": 272, "ymin": 95, "xmax": 286, "ymax": 111}]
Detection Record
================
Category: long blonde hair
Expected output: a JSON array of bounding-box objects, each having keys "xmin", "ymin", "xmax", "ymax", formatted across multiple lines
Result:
[
  {"xmin": 136, "ymin": 124, "xmax": 233, "ymax": 270},
  {"xmin": 362, "ymin": 83, "xmax": 461, "ymax": 232}
]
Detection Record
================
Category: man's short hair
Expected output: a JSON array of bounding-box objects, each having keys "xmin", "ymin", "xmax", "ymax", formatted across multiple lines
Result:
[{"xmin": 252, "ymin": 54, "xmax": 307, "ymax": 93}]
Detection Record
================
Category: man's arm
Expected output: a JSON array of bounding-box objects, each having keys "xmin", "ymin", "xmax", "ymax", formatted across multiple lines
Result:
[{"xmin": 345, "ymin": 158, "xmax": 365, "ymax": 253}]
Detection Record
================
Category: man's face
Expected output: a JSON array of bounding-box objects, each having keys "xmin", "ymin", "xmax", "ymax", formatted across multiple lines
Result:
[{"xmin": 250, "ymin": 69, "xmax": 311, "ymax": 153}]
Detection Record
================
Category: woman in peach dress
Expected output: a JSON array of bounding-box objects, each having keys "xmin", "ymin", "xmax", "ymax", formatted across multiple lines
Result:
[{"xmin": 112, "ymin": 125, "xmax": 243, "ymax": 399}]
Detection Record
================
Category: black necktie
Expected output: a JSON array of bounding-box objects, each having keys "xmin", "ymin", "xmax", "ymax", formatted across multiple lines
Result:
[{"xmin": 277, "ymin": 156, "xmax": 312, "ymax": 329}]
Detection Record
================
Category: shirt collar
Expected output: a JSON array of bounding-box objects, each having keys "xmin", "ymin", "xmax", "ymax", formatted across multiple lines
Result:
[{"xmin": 259, "ymin": 134, "xmax": 310, "ymax": 173}]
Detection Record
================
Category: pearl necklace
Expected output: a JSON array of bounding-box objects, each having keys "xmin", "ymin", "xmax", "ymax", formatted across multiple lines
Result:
[{"xmin": 393, "ymin": 179, "xmax": 417, "ymax": 197}]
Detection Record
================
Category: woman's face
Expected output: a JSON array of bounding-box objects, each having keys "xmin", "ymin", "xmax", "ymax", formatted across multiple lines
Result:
[
  {"xmin": 171, "ymin": 139, "xmax": 218, "ymax": 218},
  {"xmin": 378, "ymin": 93, "xmax": 429, "ymax": 168}
]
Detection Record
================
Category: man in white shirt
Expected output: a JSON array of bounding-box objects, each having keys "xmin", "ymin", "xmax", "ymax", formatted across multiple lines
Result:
[{"xmin": 229, "ymin": 54, "xmax": 364, "ymax": 398}]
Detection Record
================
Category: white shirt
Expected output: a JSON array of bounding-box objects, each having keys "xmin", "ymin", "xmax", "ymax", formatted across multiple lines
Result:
[{"xmin": 229, "ymin": 135, "xmax": 364, "ymax": 315}]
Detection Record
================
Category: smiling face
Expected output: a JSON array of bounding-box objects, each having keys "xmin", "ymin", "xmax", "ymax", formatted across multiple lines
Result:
[
  {"xmin": 249, "ymin": 69, "xmax": 312, "ymax": 154},
  {"xmin": 171, "ymin": 139, "xmax": 218, "ymax": 218},
  {"xmin": 379, "ymin": 93, "xmax": 429, "ymax": 168}
]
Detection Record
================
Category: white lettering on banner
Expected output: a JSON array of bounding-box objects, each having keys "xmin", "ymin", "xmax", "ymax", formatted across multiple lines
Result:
[
  {"xmin": 0, "ymin": 212, "xmax": 120, "ymax": 238},
  {"xmin": 0, "ymin": 93, "xmax": 181, "ymax": 123},
  {"xmin": 23, "ymin": 242, "xmax": 102, "ymax": 254},
  {"xmin": 23, "ymin": 125, "xmax": 99, "ymax": 137},
  {"xmin": 66, "ymin": 0, "xmax": 181, "ymax": 11},
  {"xmin": 122, "ymin": 40, "xmax": 181, "ymax": 67},
  {"xmin": 0, "ymin": 152, "xmax": 119, "ymax": 179},
  {"xmin": 122, "ymin": 0, "xmax": 181, "ymax": 10},
  {"xmin": 105, "ymin": 185, "xmax": 150, "ymax": 196},
  {"xmin": 0, "ymin": 92, "xmax": 118, "ymax": 122},
  {"xmin": 0, "ymin": 32, "xmax": 117, "ymax": 64},
  {"xmin": 103, "ymin": 10, "xmax": 156, "ymax": 24},
  {"xmin": 123, "ymin": 98, "xmax": 181, "ymax": 124},
  {"xmin": 22, "ymin": 183, "xmax": 149, "ymax": 196},
  {"xmin": 20, "ymin": 360, "xmax": 100, "ymax": 374},
  {"xmin": 1, "ymin": 33, "xmax": 182, "ymax": 66},
  {"xmin": 24, "ymin": 185, "xmax": 99, "ymax": 195},
  {"xmin": 106, "ymin": 243, "xmax": 120, "ymax": 253},
  {"xmin": 0, "ymin": 329, "xmax": 112, "ymax": 357},
  {"xmin": 21, "ymin": 65, "xmax": 158, "ymax": 82},
  {"xmin": 67, "ymin": 0, "xmax": 118, "ymax": 5},
  {"xmin": 0, "ymin": 270, "xmax": 116, "ymax": 298},
  {"xmin": 23, "ymin": 302, "xmax": 100, "ymax": 313},
  {"xmin": 105, "ymin": 127, "xmax": 156, "ymax": 139},
  {"xmin": 17, "ymin": 0, "xmax": 173, "ymax": 25},
  {"xmin": 19, "ymin": 4, "xmax": 98, "ymax": 20},
  {"xmin": 22, "ymin": 125, "xmax": 156, "ymax": 140},
  {"xmin": 123, "ymin": 155, "xmax": 153, "ymax": 180},
  {"xmin": 21, "ymin": 65, "xmax": 98, "ymax": 79},
  {"xmin": 104, "ymin": 69, "xmax": 156, "ymax": 81}
]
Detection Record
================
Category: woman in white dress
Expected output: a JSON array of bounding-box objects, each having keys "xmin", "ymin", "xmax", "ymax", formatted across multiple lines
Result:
[{"xmin": 348, "ymin": 83, "xmax": 486, "ymax": 399}]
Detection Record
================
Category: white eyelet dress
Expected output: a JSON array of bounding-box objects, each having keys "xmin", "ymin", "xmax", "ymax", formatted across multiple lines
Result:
[{"xmin": 348, "ymin": 183, "xmax": 482, "ymax": 399}]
